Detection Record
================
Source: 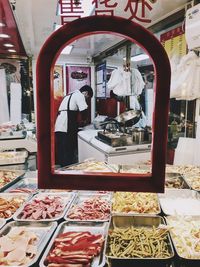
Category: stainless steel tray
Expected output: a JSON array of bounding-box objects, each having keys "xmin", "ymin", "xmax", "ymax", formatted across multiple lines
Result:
[
  {"xmin": 165, "ymin": 173, "xmax": 190, "ymax": 189},
  {"xmin": 58, "ymin": 161, "xmax": 117, "ymax": 173},
  {"xmin": 111, "ymin": 192, "xmax": 161, "ymax": 215},
  {"xmin": 119, "ymin": 164, "xmax": 151, "ymax": 174},
  {"xmin": 183, "ymin": 173, "xmax": 200, "ymax": 191},
  {"xmin": 159, "ymin": 189, "xmax": 200, "ymax": 216},
  {"xmin": 5, "ymin": 177, "xmax": 38, "ymax": 194},
  {"xmin": 166, "ymin": 215, "xmax": 200, "ymax": 260},
  {"xmin": 0, "ymin": 192, "xmax": 31, "ymax": 221},
  {"xmin": 0, "ymin": 169, "xmax": 25, "ymax": 192},
  {"xmin": 39, "ymin": 220, "xmax": 109, "ymax": 267},
  {"xmin": 64, "ymin": 193, "xmax": 111, "ymax": 222},
  {"xmin": 0, "ymin": 220, "xmax": 57, "ymax": 267},
  {"xmin": 13, "ymin": 192, "xmax": 75, "ymax": 222},
  {"xmin": 105, "ymin": 215, "xmax": 174, "ymax": 262},
  {"xmin": 0, "ymin": 150, "xmax": 28, "ymax": 166}
]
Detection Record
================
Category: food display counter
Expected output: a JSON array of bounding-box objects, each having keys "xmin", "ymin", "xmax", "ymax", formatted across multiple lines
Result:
[
  {"xmin": 0, "ymin": 135, "xmax": 37, "ymax": 153},
  {"xmin": 0, "ymin": 164, "xmax": 199, "ymax": 266},
  {"xmin": 78, "ymin": 129, "xmax": 151, "ymax": 164}
]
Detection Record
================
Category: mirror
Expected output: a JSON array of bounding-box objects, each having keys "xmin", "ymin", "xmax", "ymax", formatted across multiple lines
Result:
[
  {"xmin": 36, "ymin": 15, "xmax": 170, "ymax": 192},
  {"xmin": 53, "ymin": 33, "xmax": 154, "ymax": 176}
]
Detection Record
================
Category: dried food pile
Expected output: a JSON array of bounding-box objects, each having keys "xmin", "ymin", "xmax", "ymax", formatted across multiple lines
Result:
[
  {"xmin": 112, "ymin": 192, "xmax": 160, "ymax": 214},
  {"xmin": 0, "ymin": 196, "xmax": 26, "ymax": 219}
]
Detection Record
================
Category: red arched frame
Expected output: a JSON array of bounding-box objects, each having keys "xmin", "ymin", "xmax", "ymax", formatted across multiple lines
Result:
[{"xmin": 36, "ymin": 15, "xmax": 171, "ymax": 192}]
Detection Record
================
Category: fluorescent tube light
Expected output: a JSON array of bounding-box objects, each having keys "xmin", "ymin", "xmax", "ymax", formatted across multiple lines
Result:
[
  {"xmin": 131, "ymin": 54, "xmax": 149, "ymax": 62},
  {"xmin": 61, "ymin": 45, "xmax": 73, "ymax": 55},
  {"xmin": 4, "ymin": 43, "xmax": 14, "ymax": 47},
  {"xmin": 0, "ymin": 34, "xmax": 10, "ymax": 38}
]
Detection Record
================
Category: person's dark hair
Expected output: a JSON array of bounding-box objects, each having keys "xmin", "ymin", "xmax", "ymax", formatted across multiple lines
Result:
[{"xmin": 79, "ymin": 85, "xmax": 93, "ymax": 98}]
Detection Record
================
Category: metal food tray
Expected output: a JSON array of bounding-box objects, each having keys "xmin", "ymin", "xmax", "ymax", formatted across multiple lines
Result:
[
  {"xmin": 39, "ymin": 220, "xmax": 109, "ymax": 267},
  {"xmin": 97, "ymin": 131, "xmax": 134, "ymax": 147},
  {"xmin": 0, "ymin": 169, "xmax": 25, "ymax": 192},
  {"xmin": 111, "ymin": 192, "xmax": 161, "ymax": 216},
  {"xmin": 166, "ymin": 215, "xmax": 200, "ymax": 261},
  {"xmin": 5, "ymin": 177, "xmax": 38, "ymax": 194},
  {"xmin": 64, "ymin": 192, "xmax": 112, "ymax": 222},
  {"xmin": 159, "ymin": 189, "xmax": 200, "ymax": 216},
  {"xmin": 119, "ymin": 164, "xmax": 151, "ymax": 174},
  {"xmin": 0, "ymin": 192, "xmax": 31, "ymax": 221},
  {"xmin": 0, "ymin": 131, "xmax": 26, "ymax": 140},
  {"xmin": 105, "ymin": 215, "xmax": 174, "ymax": 264},
  {"xmin": 0, "ymin": 150, "xmax": 28, "ymax": 166},
  {"xmin": 182, "ymin": 174, "xmax": 200, "ymax": 192},
  {"xmin": 165, "ymin": 173, "xmax": 190, "ymax": 189},
  {"xmin": 13, "ymin": 192, "xmax": 76, "ymax": 222},
  {"xmin": 58, "ymin": 161, "xmax": 117, "ymax": 173},
  {"xmin": 0, "ymin": 220, "xmax": 57, "ymax": 267}
]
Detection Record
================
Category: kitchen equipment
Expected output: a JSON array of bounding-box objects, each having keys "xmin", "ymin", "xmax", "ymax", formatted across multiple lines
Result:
[
  {"xmin": 115, "ymin": 109, "xmax": 142, "ymax": 126},
  {"xmin": 97, "ymin": 131, "xmax": 134, "ymax": 147}
]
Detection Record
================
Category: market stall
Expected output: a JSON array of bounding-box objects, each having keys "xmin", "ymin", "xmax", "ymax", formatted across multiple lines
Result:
[{"xmin": 0, "ymin": 0, "xmax": 200, "ymax": 266}]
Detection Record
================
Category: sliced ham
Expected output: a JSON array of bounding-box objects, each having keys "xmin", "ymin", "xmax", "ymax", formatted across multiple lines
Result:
[{"xmin": 5, "ymin": 247, "xmax": 26, "ymax": 262}]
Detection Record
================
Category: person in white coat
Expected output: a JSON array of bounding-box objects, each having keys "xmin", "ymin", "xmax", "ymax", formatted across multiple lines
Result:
[{"xmin": 55, "ymin": 85, "xmax": 93, "ymax": 167}]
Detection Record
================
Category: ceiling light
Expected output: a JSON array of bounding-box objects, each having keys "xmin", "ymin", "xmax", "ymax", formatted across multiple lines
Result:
[
  {"xmin": 0, "ymin": 22, "xmax": 6, "ymax": 27},
  {"xmin": 131, "ymin": 54, "xmax": 149, "ymax": 62},
  {"xmin": 0, "ymin": 34, "xmax": 10, "ymax": 38},
  {"xmin": 8, "ymin": 49, "xmax": 16, "ymax": 52},
  {"xmin": 61, "ymin": 45, "xmax": 73, "ymax": 55},
  {"xmin": 4, "ymin": 43, "xmax": 14, "ymax": 47}
]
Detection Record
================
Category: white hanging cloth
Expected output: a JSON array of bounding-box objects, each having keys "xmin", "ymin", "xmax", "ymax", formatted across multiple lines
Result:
[
  {"xmin": 129, "ymin": 95, "xmax": 141, "ymax": 110},
  {"xmin": 170, "ymin": 51, "xmax": 200, "ymax": 100},
  {"xmin": 10, "ymin": 82, "xmax": 22, "ymax": 125},
  {"xmin": 131, "ymin": 68, "xmax": 145, "ymax": 96},
  {"xmin": 107, "ymin": 67, "xmax": 131, "ymax": 96},
  {"xmin": 0, "ymin": 69, "xmax": 9, "ymax": 124}
]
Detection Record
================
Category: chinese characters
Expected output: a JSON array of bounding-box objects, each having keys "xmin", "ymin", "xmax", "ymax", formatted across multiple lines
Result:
[{"xmin": 59, "ymin": 0, "xmax": 156, "ymax": 24}]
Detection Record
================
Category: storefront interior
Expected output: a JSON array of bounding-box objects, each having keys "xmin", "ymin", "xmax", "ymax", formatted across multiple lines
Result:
[{"xmin": 0, "ymin": 0, "xmax": 200, "ymax": 266}]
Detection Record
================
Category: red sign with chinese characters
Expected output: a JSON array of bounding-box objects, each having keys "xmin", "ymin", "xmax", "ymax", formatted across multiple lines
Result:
[{"xmin": 59, "ymin": 0, "xmax": 157, "ymax": 24}]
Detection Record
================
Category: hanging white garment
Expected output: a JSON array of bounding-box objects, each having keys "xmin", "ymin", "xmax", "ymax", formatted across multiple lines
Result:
[
  {"xmin": 10, "ymin": 82, "xmax": 22, "ymax": 125},
  {"xmin": 131, "ymin": 68, "xmax": 145, "ymax": 96},
  {"xmin": 170, "ymin": 51, "xmax": 200, "ymax": 100},
  {"xmin": 107, "ymin": 68, "xmax": 131, "ymax": 96},
  {"xmin": 0, "ymin": 69, "xmax": 9, "ymax": 124},
  {"xmin": 129, "ymin": 95, "xmax": 141, "ymax": 110}
]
